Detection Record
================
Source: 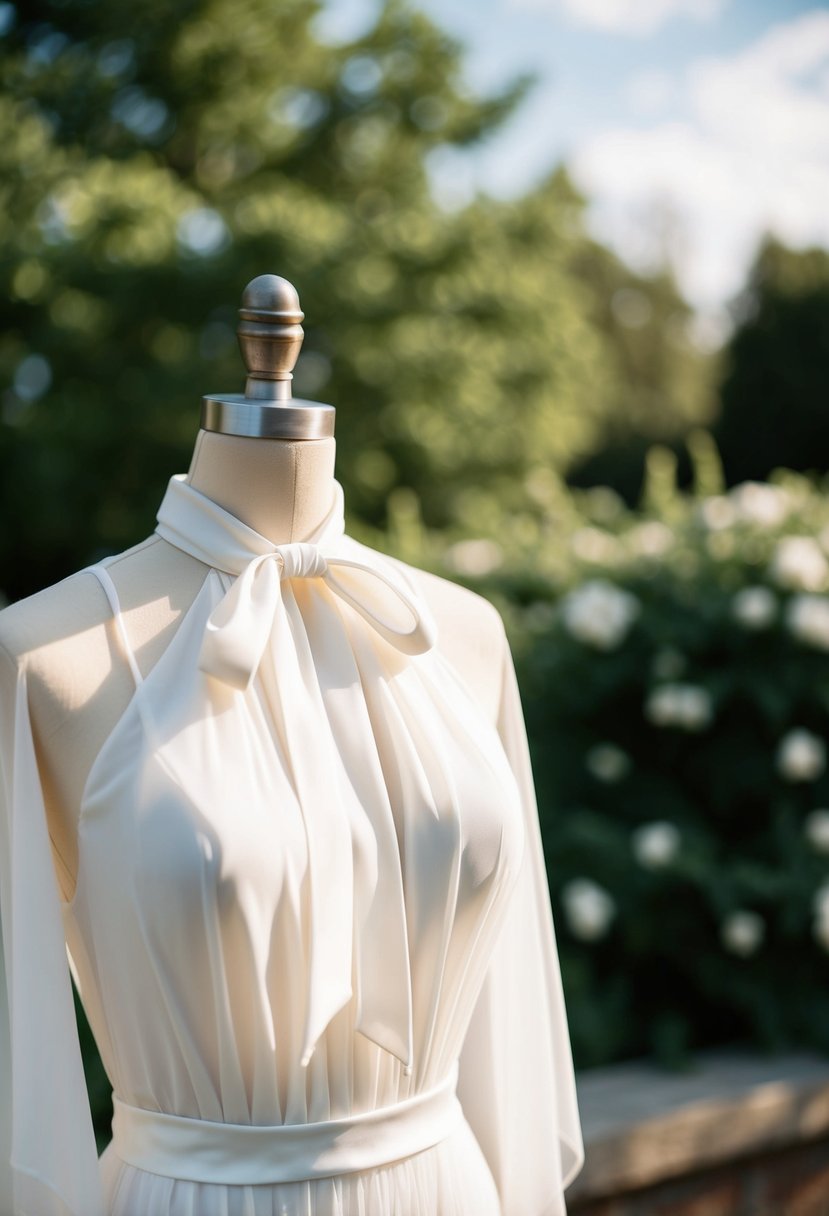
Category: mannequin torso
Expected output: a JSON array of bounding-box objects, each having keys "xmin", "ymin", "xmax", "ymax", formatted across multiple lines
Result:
[{"xmin": 0, "ymin": 432, "xmax": 505, "ymax": 904}]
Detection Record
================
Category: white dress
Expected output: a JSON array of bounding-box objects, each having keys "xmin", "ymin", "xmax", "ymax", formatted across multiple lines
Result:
[{"xmin": 0, "ymin": 474, "xmax": 584, "ymax": 1216}]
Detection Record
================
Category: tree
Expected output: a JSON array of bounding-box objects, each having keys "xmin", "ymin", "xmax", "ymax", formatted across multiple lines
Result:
[
  {"xmin": 0, "ymin": 0, "xmax": 612, "ymax": 600},
  {"xmin": 1, "ymin": 0, "xmax": 721, "ymax": 602},
  {"xmin": 565, "ymin": 237, "xmax": 719, "ymax": 505},
  {"xmin": 712, "ymin": 236, "xmax": 829, "ymax": 489}
]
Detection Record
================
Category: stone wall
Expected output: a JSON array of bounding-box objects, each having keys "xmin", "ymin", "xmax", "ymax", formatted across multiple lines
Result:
[{"xmin": 567, "ymin": 1047, "xmax": 829, "ymax": 1216}]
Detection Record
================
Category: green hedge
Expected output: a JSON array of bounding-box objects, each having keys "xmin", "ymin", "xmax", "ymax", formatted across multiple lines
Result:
[
  {"xmin": 425, "ymin": 435, "xmax": 829, "ymax": 1070},
  {"xmin": 52, "ymin": 438, "xmax": 829, "ymax": 1143}
]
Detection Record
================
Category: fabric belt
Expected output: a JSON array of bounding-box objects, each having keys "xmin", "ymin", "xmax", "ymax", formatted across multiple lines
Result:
[{"xmin": 111, "ymin": 1061, "xmax": 464, "ymax": 1185}]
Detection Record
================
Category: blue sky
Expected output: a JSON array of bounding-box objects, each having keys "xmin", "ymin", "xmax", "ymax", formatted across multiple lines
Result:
[{"xmin": 318, "ymin": 0, "xmax": 829, "ymax": 345}]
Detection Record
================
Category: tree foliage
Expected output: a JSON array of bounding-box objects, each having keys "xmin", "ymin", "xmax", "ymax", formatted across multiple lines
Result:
[
  {"xmin": 713, "ymin": 236, "xmax": 829, "ymax": 488},
  {"xmin": 0, "ymin": 0, "xmax": 713, "ymax": 601},
  {"xmin": 566, "ymin": 241, "xmax": 720, "ymax": 505}
]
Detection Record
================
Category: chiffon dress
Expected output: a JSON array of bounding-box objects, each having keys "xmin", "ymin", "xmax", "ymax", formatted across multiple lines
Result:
[{"xmin": 0, "ymin": 473, "xmax": 584, "ymax": 1216}]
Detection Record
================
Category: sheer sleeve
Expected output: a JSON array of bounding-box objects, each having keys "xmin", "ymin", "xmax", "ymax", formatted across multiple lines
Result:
[
  {"xmin": 0, "ymin": 656, "xmax": 105, "ymax": 1215},
  {"xmin": 456, "ymin": 626, "xmax": 585, "ymax": 1216}
]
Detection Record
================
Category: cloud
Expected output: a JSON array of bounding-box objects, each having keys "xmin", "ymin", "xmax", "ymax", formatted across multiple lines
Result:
[
  {"xmin": 511, "ymin": 0, "xmax": 726, "ymax": 37},
  {"xmin": 569, "ymin": 10, "xmax": 829, "ymax": 326},
  {"xmin": 689, "ymin": 10, "xmax": 829, "ymax": 163},
  {"xmin": 624, "ymin": 69, "xmax": 677, "ymax": 114}
]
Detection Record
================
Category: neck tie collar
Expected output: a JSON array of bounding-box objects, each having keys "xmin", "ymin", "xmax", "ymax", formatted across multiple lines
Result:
[{"xmin": 155, "ymin": 474, "xmax": 436, "ymax": 691}]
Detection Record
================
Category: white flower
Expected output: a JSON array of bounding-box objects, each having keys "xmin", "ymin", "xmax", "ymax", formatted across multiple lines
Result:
[
  {"xmin": 770, "ymin": 537, "xmax": 829, "ymax": 592},
  {"xmin": 631, "ymin": 821, "xmax": 681, "ymax": 869},
  {"xmin": 732, "ymin": 586, "xmax": 777, "ymax": 630},
  {"xmin": 813, "ymin": 910, "xmax": 829, "ymax": 952},
  {"xmin": 644, "ymin": 683, "xmax": 714, "ymax": 731},
  {"xmin": 586, "ymin": 743, "xmax": 630, "ymax": 783},
  {"xmin": 721, "ymin": 910, "xmax": 765, "ymax": 957},
  {"xmin": 570, "ymin": 526, "xmax": 623, "ymax": 564},
  {"xmin": 776, "ymin": 728, "xmax": 827, "ymax": 782},
  {"xmin": 444, "ymin": 538, "xmax": 503, "ymax": 577},
  {"xmin": 629, "ymin": 521, "xmax": 673, "ymax": 557},
  {"xmin": 804, "ymin": 809, "xmax": 829, "ymax": 853},
  {"xmin": 699, "ymin": 495, "xmax": 736, "ymax": 531},
  {"xmin": 559, "ymin": 579, "xmax": 640, "ymax": 651},
  {"xmin": 730, "ymin": 481, "xmax": 791, "ymax": 528},
  {"xmin": 650, "ymin": 647, "xmax": 686, "ymax": 680},
  {"xmin": 560, "ymin": 878, "xmax": 616, "ymax": 941},
  {"xmin": 785, "ymin": 594, "xmax": 829, "ymax": 650}
]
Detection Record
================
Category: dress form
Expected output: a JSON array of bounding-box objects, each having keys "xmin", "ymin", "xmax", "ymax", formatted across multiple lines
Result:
[{"xmin": 0, "ymin": 277, "xmax": 504, "ymax": 906}]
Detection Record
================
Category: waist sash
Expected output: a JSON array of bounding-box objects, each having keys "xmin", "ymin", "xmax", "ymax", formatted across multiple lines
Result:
[{"xmin": 111, "ymin": 1061, "xmax": 464, "ymax": 1185}]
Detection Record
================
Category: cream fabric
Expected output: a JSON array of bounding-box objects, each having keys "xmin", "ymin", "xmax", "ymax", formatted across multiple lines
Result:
[
  {"xmin": 0, "ymin": 474, "xmax": 585, "ymax": 1216},
  {"xmin": 110, "ymin": 1060, "xmax": 463, "ymax": 1185}
]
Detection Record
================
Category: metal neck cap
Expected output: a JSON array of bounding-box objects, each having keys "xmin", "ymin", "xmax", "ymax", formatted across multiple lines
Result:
[{"xmin": 201, "ymin": 274, "xmax": 335, "ymax": 440}]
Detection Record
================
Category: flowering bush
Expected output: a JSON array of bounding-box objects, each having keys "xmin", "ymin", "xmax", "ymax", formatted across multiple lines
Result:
[{"xmin": 431, "ymin": 440, "xmax": 829, "ymax": 1070}]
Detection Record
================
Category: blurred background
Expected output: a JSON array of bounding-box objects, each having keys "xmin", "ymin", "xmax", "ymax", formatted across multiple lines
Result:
[{"xmin": 3, "ymin": 0, "xmax": 829, "ymax": 1175}]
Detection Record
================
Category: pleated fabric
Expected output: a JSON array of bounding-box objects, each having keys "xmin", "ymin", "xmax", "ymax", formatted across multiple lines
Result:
[{"xmin": 0, "ymin": 474, "xmax": 585, "ymax": 1216}]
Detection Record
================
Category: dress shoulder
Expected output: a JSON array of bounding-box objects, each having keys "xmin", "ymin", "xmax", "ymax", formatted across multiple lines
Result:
[
  {"xmin": 374, "ymin": 549, "xmax": 507, "ymax": 713},
  {"xmin": 380, "ymin": 550, "xmax": 506, "ymax": 638}
]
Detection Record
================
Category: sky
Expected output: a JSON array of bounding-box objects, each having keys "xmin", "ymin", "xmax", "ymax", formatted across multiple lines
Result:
[{"xmin": 317, "ymin": 0, "xmax": 829, "ymax": 346}]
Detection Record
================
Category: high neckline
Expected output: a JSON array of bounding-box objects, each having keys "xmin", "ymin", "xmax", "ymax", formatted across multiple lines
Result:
[{"xmin": 153, "ymin": 474, "xmax": 346, "ymax": 574}]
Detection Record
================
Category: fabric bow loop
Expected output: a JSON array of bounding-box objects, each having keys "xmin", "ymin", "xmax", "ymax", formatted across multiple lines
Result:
[{"xmin": 197, "ymin": 542, "xmax": 436, "ymax": 693}]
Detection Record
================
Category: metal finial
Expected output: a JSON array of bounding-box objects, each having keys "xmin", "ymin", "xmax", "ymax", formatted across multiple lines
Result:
[
  {"xmin": 201, "ymin": 274, "xmax": 335, "ymax": 439},
  {"xmin": 238, "ymin": 274, "xmax": 304, "ymax": 400}
]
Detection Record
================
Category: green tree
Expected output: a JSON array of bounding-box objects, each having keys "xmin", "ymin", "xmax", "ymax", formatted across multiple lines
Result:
[
  {"xmin": 565, "ymin": 237, "xmax": 720, "ymax": 504},
  {"xmin": 712, "ymin": 235, "xmax": 829, "ymax": 489},
  {"xmin": 0, "ymin": 0, "xmax": 612, "ymax": 601}
]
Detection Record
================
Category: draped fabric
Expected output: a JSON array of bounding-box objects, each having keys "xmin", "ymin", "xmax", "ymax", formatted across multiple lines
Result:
[{"xmin": 0, "ymin": 474, "xmax": 585, "ymax": 1216}]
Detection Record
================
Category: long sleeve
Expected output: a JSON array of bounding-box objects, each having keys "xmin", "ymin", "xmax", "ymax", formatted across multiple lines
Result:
[
  {"xmin": 0, "ymin": 658, "xmax": 105, "ymax": 1216},
  {"xmin": 456, "ymin": 626, "xmax": 585, "ymax": 1216}
]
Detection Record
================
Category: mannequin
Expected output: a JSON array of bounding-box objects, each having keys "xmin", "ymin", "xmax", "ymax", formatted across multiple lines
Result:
[
  {"xmin": 0, "ymin": 276, "xmax": 504, "ymax": 907},
  {"xmin": 0, "ymin": 274, "xmax": 585, "ymax": 1216}
]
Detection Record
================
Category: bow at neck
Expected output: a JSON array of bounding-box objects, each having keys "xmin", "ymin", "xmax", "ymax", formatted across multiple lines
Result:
[
  {"xmin": 154, "ymin": 473, "xmax": 437, "ymax": 1076},
  {"xmin": 155, "ymin": 474, "xmax": 436, "ymax": 690}
]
